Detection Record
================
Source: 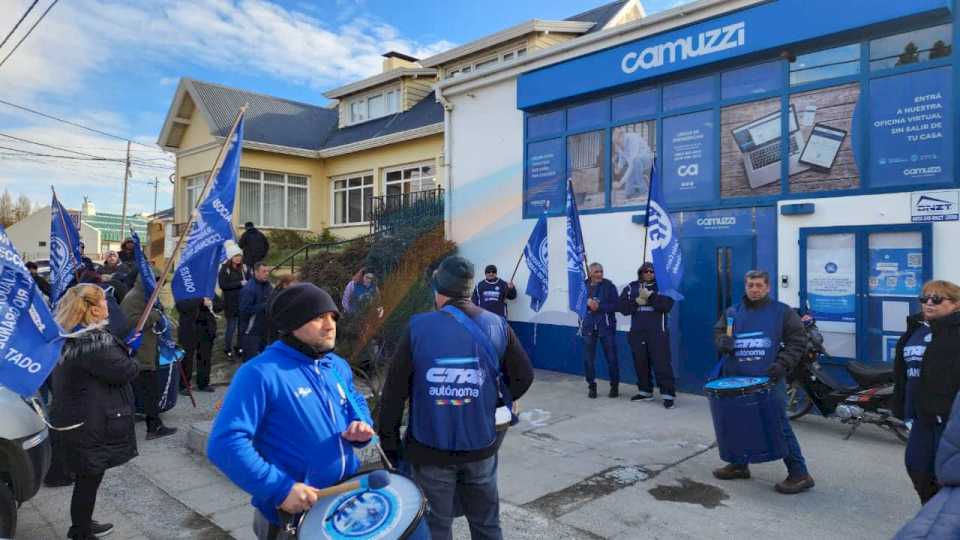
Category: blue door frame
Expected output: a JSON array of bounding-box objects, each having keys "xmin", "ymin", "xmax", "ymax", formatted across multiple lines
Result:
[{"xmin": 799, "ymin": 223, "xmax": 933, "ymax": 364}]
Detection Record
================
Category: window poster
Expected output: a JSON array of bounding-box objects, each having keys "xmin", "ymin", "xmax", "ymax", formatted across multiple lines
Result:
[
  {"xmin": 663, "ymin": 110, "xmax": 716, "ymax": 206},
  {"xmin": 869, "ymin": 66, "xmax": 953, "ymax": 187},
  {"xmin": 807, "ymin": 237, "xmax": 856, "ymax": 323},
  {"xmin": 568, "ymin": 130, "xmax": 606, "ymax": 210},
  {"xmin": 612, "ymin": 121, "xmax": 655, "ymax": 208},
  {"xmin": 720, "ymin": 97, "xmax": 782, "ymax": 198},
  {"xmin": 788, "ymin": 83, "xmax": 862, "ymax": 193},
  {"xmin": 525, "ymin": 138, "xmax": 564, "ymax": 216},
  {"xmin": 868, "ymin": 248, "xmax": 923, "ymax": 297}
]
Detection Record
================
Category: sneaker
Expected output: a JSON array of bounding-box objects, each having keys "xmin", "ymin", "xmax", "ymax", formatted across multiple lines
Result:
[
  {"xmin": 663, "ymin": 399, "xmax": 675, "ymax": 409},
  {"xmin": 712, "ymin": 463, "xmax": 751, "ymax": 480},
  {"xmin": 588, "ymin": 385, "xmax": 597, "ymax": 399},
  {"xmin": 608, "ymin": 386, "xmax": 619, "ymax": 398},
  {"xmin": 775, "ymin": 474, "xmax": 815, "ymax": 494},
  {"xmin": 146, "ymin": 425, "xmax": 178, "ymax": 440},
  {"xmin": 91, "ymin": 521, "xmax": 114, "ymax": 536},
  {"xmin": 630, "ymin": 392, "xmax": 653, "ymax": 402}
]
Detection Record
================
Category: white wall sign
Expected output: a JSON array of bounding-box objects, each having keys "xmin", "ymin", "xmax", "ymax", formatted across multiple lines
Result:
[{"xmin": 911, "ymin": 190, "xmax": 959, "ymax": 222}]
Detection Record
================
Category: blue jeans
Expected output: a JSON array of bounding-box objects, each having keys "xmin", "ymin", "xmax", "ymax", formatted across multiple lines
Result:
[
  {"xmin": 772, "ymin": 383, "xmax": 808, "ymax": 477},
  {"xmin": 583, "ymin": 330, "xmax": 619, "ymax": 386},
  {"xmin": 224, "ymin": 316, "xmax": 238, "ymax": 352},
  {"xmin": 412, "ymin": 456, "xmax": 502, "ymax": 540}
]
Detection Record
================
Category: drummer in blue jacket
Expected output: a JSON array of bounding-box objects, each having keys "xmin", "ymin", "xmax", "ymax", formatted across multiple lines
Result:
[
  {"xmin": 582, "ymin": 262, "xmax": 621, "ymax": 399},
  {"xmin": 712, "ymin": 270, "xmax": 813, "ymax": 494},
  {"xmin": 207, "ymin": 284, "xmax": 375, "ymax": 540}
]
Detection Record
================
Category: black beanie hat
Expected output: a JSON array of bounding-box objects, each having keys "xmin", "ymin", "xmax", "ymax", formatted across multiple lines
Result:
[
  {"xmin": 484, "ymin": 264, "xmax": 497, "ymax": 274},
  {"xmin": 269, "ymin": 283, "xmax": 339, "ymax": 334},
  {"xmin": 432, "ymin": 255, "xmax": 474, "ymax": 299},
  {"xmin": 638, "ymin": 262, "xmax": 655, "ymax": 279}
]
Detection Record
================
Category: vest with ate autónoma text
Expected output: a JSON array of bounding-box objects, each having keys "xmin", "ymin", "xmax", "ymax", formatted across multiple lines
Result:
[
  {"xmin": 409, "ymin": 309, "xmax": 507, "ymax": 452},
  {"xmin": 723, "ymin": 300, "xmax": 788, "ymax": 377}
]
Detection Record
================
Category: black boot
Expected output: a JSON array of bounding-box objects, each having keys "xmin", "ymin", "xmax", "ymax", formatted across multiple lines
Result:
[
  {"xmin": 608, "ymin": 384, "xmax": 619, "ymax": 398},
  {"xmin": 587, "ymin": 384, "xmax": 597, "ymax": 399}
]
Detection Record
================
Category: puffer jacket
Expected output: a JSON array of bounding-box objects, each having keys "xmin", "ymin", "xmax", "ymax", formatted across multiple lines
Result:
[
  {"xmin": 120, "ymin": 279, "xmax": 162, "ymax": 372},
  {"xmin": 49, "ymin": 328, "xmax": 139, "ymax": 476},
  {"xmin": 894, "ymin": 393, "xmax": 960, "ymax": 538},
  {"xmin": 893, "ymin": 312, "xmax": 960, "ymax": 421}
]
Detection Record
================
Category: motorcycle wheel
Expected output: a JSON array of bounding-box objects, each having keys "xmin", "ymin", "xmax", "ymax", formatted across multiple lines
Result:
[{"xmin": 785, "ymin": 381, "xmax": 813, "ymax": 420}]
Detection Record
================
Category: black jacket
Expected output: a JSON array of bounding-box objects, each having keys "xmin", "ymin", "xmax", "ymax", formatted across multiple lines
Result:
[
  {"xmin": 238, "ymin": 228, "xmax": 270, "ymax": 265},
  {"xmin": 49, "ymin": 328, "xmax": 139, "ymax": 476},
  {"xmin": 618, "ymin": 280, "xmax": 674, "ymax": 334},
  {"xmin": 377, "ymin": 299, "xmax": 534, "ymax": 466},
  {"xmin": 217, "ymin": 263, "xmax": 245, "ymax": 318},
  {"xmin": 31, "ymin": 273, "xmax": 51, "ymax": 299},
  {"xmin": 175, "ymin": 298, "xmax": 217, "ymax": 349},
  {"xmin": 893, "ymin": 311, "xmax": 960, "ymax": 421},
  {"xmin": 471, "ymin": 278, "xmax": 517, "ymax": 318}
]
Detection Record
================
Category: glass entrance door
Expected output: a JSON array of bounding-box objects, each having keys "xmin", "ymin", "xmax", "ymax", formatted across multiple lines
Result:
[{"xmin": 865, "ymin": 231, "xmax": 926, "ymax": 363}]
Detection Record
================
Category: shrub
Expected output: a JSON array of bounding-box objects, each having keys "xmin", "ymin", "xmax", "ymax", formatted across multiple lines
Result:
[{"xmin": 267, "ymin": 229, "xmax": 319, "ymax": 250}]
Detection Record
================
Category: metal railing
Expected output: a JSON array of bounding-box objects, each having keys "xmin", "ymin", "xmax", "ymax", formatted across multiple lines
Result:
[
  {"xmin": 369, "ymin": 187, "xmax": 445, "ymax": 234},
  {"xmin": 269, "ymin": 233, "xmax": 381, "ymax": 276}
]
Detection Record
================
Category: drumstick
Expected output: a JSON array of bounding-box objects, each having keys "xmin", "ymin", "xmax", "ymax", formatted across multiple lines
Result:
[
  {"xmin": 312, "ymin": 470, "xmax": 391, "ymax": 499},
  {"xmin": 726, "ymin": 316, "xmax": 734, "ymax": 337}
]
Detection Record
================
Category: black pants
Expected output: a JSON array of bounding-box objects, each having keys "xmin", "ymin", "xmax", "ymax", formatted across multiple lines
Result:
[
  {"xmin": 133, "ymin": 369, "xmax": 162, "ymax": 431},
  {"xmin": 70, "ymin": 472, "xmax": 104, "ymax": 535},
  {"xmin": 241, "ymin": 334, "xmax": 264, "ymax": 362},
  {"xmin": 627, "ymin": 331, "xmax": 675, "ymax": 397},
  {"xmin": 44, "ymin": 429, "xmax": 73, "ymax": 484},
  {"xmin": 181, "ymin": 338, "xmax": 214, "ymax": 389}
]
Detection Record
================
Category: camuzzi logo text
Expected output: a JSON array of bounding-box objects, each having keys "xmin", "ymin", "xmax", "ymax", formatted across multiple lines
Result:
[{"xmin": 621, "ymin": 22, "xmax": 746, "ymax": 74}]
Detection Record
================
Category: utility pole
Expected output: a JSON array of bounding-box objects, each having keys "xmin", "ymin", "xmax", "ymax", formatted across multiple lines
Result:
[
  {"xmin": 120, "ymin": 140, "xmax": 131, "ymax": 238},
  {"xmin": 152, "ymin": 176, "xmax": 159, "ymax": 215}
]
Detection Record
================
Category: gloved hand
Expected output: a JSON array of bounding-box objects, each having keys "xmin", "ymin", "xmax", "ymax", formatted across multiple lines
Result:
[
  {"xmin": 766, "ymin": 362, "xmax": 787, "ymax": 381},
  {"xmin": 716, "ymin": 335, "xmax": 735, "ymax": 355},
  {"xmin": 636, "ymin": 287, "xmax": 653, "ymax": 306},
  {"xmin": 125, "ymin": 331, "xmax": 143, "ymax": 357}
]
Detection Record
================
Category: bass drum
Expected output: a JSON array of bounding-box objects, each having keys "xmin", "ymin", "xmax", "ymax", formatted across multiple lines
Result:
[{"xmin": 296, "ymin": 470, "xmax": 426, "ymax": 540}]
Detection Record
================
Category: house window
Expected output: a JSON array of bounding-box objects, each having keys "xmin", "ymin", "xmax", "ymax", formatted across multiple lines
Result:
[
  {"xmin": 184, "ymin": 174, "xmax": 206, "ymax": 211},
  {"xmin": 348, "ymin": 88, "xmax": 400, "ymax": 124},
  {"xmin": 475, "ymin": 57, "xmax": 499, "ymax": 71},
  {"xmin": 332, "ymin": 173, "xmax": 374, "ymax": 225},
  {"xmin": 238, "ymin": 168, "xmax": 310, "ymax": 229},
  {"xmin": 870, "ymin": 23, "xmax": 952, "ymax": 71},
  {"xmin": 790, "ymin": 44, "xmax": 860, "ymax": 86},
  {"xmin": 384, "ymin": 162, "xmax": 436, "ymax": 197}
]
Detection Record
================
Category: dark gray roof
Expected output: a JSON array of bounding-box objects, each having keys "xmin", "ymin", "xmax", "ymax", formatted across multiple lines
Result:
[
  {"xmin": 187, "ymin": 79, "xmax": 442, "ymax": 151},
  {"xmin": 189, "ymin": 80, "xmax": 338, "ymax": 150},
  {"xmin": 566, "ymin": 0, "xmax": 630, "ymax": 33}
]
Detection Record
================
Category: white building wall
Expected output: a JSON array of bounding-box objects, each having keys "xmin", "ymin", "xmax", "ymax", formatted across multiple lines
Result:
[
  {"xmin": 777, "ymin": 191, "xmax": 960, "ymax": 307},
  {"xmin": 6, "ymin": 207, "xmax": 100, "ymax": 263},
  {"xmin": 448, "ymin": 78, "xmax": 643, "ymax": 332}
]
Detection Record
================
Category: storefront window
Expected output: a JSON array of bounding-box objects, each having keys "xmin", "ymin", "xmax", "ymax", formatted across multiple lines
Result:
[
  {"xmin": 663, "ymin": 76, "xmax": 714, "ymax": 111},
  {"xmin": 527, "ymin": 110, "xmax": 563, "ymax": 139},
  {"xmin": 611, "ymin": 121, "xmax": 655, "ymax": 208},
  {"xmin": 720, "ymin": 97, "xmax": 783, "ymax": 198},
  {"xmin": 870, "ymin": 24, "xmax": 953, "ymax": 71},
  {"xmin": 721, "ymin": 61, "xmax": 784, "ymax": 100},
  {"xmin": 612, "ymin": 88, "xmax": 657, "ymax": 121},
  {"xmin": 788, "ymin": 82, "xmax": 862, "ymax": 193},
  {"xmin": 567, "ymin": 130, "xmax": 605, "ymax": 210},
  {"xmin": 566, "ymin": 99, "xmax": 608, "ymax": 132},
  {"xmin": 789, "ymin": 44, "xmax": 860, "ymax": 86}
]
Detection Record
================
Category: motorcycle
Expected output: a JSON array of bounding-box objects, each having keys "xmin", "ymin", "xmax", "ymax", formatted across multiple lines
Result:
[{"xmin": 784, "ymin": 315, "xmax": 909, "ymax": 443}]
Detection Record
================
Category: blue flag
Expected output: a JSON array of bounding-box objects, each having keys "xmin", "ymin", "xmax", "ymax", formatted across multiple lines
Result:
[
  {"xmin": 172, "ymin": 116, "xmax": 244, "ymax": 301},
  {"xmin": 565, "ymin": 182, "xmax": 588, "ymax": 317},
  {"xmin": 49, "ymin": 192, "xmax": 82, "ymax": 304},
  {"xmin": 645, "ymin": 162, "xmax": 684, "ymax": 300},
  {"xmin": 130, "ymin": 231, "xmax": 180, "ymax": 367},
  {"xmin": 523, "ymin": 214, "xmax": 549, "ymax": 312},
  {"xmin": 0, "ymin": 227, "xmax": 64, "ymax": 396}
]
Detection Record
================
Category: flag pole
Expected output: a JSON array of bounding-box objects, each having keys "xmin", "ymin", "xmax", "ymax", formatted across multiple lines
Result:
[
  {"xmin": 508, "ymin": 251, "xmax": 524, "ymax": 284},
  {"xmin": 640, "ymin": 159, "xmax": 656, "ymax": 263},
  {"xmin": 132, "ymin": 104, "xmax": 248, "ymax": 335},
  {"xmin": 568, "ymin": 179, "xmax": 589, "ymax": 274}
]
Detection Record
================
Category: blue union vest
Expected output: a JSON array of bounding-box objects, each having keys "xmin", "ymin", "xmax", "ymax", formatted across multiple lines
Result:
[
  {"xmin": 723, "ymin": 299, "xmax": 788, "ymax": 377},
  {"xmin": 409, "ymin": 306, "xmax": 507, "ymax": 451}
]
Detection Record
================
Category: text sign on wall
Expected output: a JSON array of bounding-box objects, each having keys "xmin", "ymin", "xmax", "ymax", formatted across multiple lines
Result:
[
  {"xmin": 662, "ymin": 110, "xmax": 716, "ymax": 206},
  {"xmin": 525, "ymin": 139, "xmax": 564, "ymax": 215},
  {"xmin": 911, "ymin": 190, "xmax": 959, "ymax": 222}
]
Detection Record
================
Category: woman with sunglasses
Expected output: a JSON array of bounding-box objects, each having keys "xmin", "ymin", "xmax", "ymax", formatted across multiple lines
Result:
[{"xmin": 893, "ymin": 280, "xmax": 960, "ymax": 504}]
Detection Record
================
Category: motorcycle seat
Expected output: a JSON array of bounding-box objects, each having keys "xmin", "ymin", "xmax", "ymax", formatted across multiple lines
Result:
[{"xmin": 846, "ymin": 360, "xmax": 894, "ymax": 387}]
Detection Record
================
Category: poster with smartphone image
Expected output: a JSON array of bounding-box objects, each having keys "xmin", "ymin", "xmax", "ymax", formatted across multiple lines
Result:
[
  {"xmin": 800, "ymin": 124, "xmax": 847, "ymax": 170},
  {"xmin": 788, "ymin": 83, "xmax": 862, "ymax": 193}
]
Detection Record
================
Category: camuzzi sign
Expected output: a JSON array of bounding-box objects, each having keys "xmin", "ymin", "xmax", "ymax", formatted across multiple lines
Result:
[{"xmin": 621, "ymin": 22, "xmax": 746, "ymax": 74}]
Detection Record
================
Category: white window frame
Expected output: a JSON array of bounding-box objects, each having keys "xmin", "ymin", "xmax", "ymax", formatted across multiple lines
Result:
[
  {"xmin": 346, "ymin": 86, "xmax": 401, "ymax": 125},
  {"xmin": 184, "ymin": 173, "xmax": 206, "ymax": 212},
  {"xmin": 331, "ymin": 172, "xmax": 374, "ymax": 226},
  {"xmin": 383, "ymin": 161, "xmax": 437, "ymax": 196},
  {"xmin": 444, "ymin": 45, "xmax": 530, "ymax": 79},
  {"xmin": 238, "ymin": 168, "xmax": 311, "ymax": 230}
]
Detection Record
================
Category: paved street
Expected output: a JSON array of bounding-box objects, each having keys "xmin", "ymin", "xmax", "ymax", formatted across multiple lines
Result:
[{"xmin": 17, "ymin": 367, "xmax": 917, "ymax": 539}]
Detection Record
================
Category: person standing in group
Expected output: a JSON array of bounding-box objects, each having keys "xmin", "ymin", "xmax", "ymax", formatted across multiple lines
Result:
[
  {"xmin": 263, "ymin": 273, "xmax": 298, "ymax": 345},
  {"xmin": 341, "ymin": 267, "xmax": 365, "ymax": 313},
  {"xmin": 118, "ymin": 238, "xmax": 135, "ymax": 264},
  {"xmin": 101, "ymin": 250, "xmax": 122, "ymax": 274},
  {"xmin": 378, "ymin": 255, "xmax": 534, "ymax": 540},
  {"xmin": 581, "ymin": 262, "xmax": 620, "ymax": 399},
  {"xmin": 26, "ymin": 261, "xmax": 51, "ymax": 300},
  {"xmin": 176, "ymin": 297, "xmax": 218, "ymax": 394},
  {"xmin": 238, "ymin": 222, "xmax": 270, "ymax": 277},
  {"xmin": 619, "ymin": 262, "xmax": 676, "ymax": 408},
  {"xmin": 120, "ymin": 275, "xmax": 177, "ymax": 440},
  {"xmin": 345, "ymin": 272, "xmax": 379, "ymax": 312},
  {"xmin": 218, "ymin": 242, "xmax": 246, "ymax": 359},
  {"xmin": 472, "ymin": 264, "xmax": 517, "ymax": 318},
  {"xmin": 713, "ymin": 270, "xmax": 812, "ymax": 494},
  {"xmin": 50, "ymin": 284, "xmax": 139, "ymax": 540},
  {"xmin": 892, "ymin": 280, "xmax": 960, "ymax": 504},
  {"xmin": 239, "ymin": 262, "xmax": 274, "ymax": 362},
  {"xmin": 207, "ymin": 283, "xmax": 374, "ymax": 540}
]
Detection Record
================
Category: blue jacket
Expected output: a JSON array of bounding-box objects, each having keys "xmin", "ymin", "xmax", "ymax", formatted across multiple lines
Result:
[
  {"xmin": 581, "ymin": 278, "xmax": 619, "ymax": 335},
  {"xmin": 618, "ymin": 280, "xmax": 673, "ymax": 335},
  {"xmin": 239, "ymin": 279, "xmax": 273, "ymax": 336},
  {"xmin": 895, "ymin": 393, "xmax": 960, "ymax": 539},
  {"xmin": 206, "ymin": 340, "xmax": 370, "ymax": 525}
]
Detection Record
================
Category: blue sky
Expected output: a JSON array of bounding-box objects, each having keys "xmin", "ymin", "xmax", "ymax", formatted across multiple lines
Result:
[{"xmin": 0, "ymin": 0, "xmax": 692, "ymax": 216}]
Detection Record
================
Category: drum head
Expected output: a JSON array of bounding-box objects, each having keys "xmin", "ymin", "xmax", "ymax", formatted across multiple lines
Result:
[
  {"xmin": 704, "ymin": 376, "xmax": 770, "ymax": 393},
  {"xmin": 298, "ymin": 470, "xmax": 425, "ymax": 540}
]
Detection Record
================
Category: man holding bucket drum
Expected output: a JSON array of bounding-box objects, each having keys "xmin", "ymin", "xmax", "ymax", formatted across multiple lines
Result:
[
  {"xmin": 711, "ymin": 270, "xmax": 814, "ymax": 494},
  {"xmin": 207, "ymin": 283, "xmax": 376, "ymax": 540}
]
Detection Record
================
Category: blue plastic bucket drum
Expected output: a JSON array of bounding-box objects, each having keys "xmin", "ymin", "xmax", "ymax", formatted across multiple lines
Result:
[{"xmin": 703, "ymin": 376, "xmax": 786, "ymax": 464}]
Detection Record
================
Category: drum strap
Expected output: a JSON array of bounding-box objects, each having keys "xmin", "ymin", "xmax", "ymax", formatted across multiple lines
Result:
[{"xmin": 324, "ymin": 358, "xmax": 374, "ymax": 427}]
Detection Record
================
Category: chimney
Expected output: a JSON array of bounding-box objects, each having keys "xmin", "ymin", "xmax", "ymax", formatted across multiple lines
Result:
[
  {"xmin": 82, "ymin": 196, "xmax": 96, "ymax": 216},
  {"xmin": 382, "ymin": 51, "xmax": 420, "ymax": 73}
]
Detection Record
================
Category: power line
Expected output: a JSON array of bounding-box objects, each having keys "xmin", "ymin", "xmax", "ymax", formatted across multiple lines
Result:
[
  {"xmin": 0, "ymin": 144, "xmax": 172, "ymax": 171},
  {"xmin": 0, "ymin": 0, "xmax": 39, "ymax": 52},
  {"xmin": 0, "ymin": 0, "xmax": 60, "ymax": 70},
  {"xmin": 0, "ymin": 131, "xmax": 112, "ymax": 160}
]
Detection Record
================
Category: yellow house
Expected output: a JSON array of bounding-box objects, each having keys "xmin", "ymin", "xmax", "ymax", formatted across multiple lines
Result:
[{"xmin": 155, "ymin": 0, "xmax": 644, "ymax": 242}]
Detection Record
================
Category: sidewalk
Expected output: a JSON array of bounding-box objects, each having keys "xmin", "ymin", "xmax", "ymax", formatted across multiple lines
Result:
[{"xmin": 19, "ymin": 368, "xmax": 917, "ymax": 539}]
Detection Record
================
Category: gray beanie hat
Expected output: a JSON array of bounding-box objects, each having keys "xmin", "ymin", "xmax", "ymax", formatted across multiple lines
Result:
[{"xmin": 431, "ymin": 255, "xmax": 475, "ymax": 299}]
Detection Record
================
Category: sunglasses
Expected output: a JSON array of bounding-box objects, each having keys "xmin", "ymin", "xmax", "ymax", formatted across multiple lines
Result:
[
  {"xmin": 641, "ymin": 270, "xmax": 655, "ymax": 274},
  {"xmin": 919, "ymin": 295, "xmax": 951, "ymax": 305}
]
